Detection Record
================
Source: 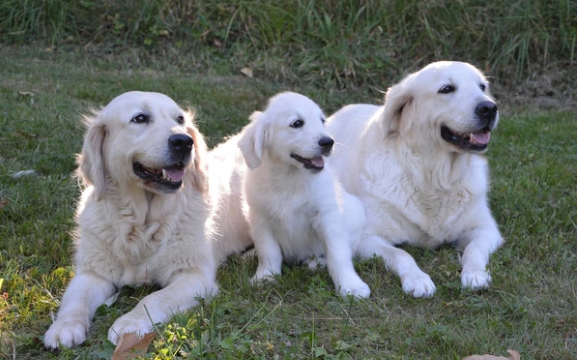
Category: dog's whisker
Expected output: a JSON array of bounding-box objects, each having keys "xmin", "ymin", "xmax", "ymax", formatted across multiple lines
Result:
[{"xmin": 333, "ymin": 141, "xmax": 350, "ymax": 151}]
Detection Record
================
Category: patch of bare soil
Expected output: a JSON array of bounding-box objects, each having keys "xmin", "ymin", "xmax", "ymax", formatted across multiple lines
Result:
[{"xmin": 492, "ymin": 61, "xmax": 576, "ymax": 114}]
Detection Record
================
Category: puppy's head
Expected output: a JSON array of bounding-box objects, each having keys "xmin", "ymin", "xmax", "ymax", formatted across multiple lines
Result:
[
  {"xmin": 239, "ymin": 92, "xmax": 332, "ymax": 173},
  {"xmin": 381, "ymin": 61, "xmax": 498, "ymax": 154},
  {"xmin": 77, "ymin": 91, "xmax": 207, "ymax": 200}
]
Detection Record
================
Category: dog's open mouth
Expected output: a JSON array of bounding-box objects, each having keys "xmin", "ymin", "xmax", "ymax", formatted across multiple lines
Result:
[
  {"xmin": 290, "ymin": 154, "xmax": 325, "ymax": 171},
  {"xmin": 441, "ymin": 126, "xmax": 491, "ymax": 152},
  {"xmin": 133, "ymin": 162, "xmax": 186, "ymax": 191}
]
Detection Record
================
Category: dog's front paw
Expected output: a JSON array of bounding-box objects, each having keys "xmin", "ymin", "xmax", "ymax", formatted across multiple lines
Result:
[
  {"xmin": 108, "ymin": 314, "xmax": 153, "ymax": 345},
  {"xmin": 250, "ymin": 273, "xmax": 277, "ymax": 285},
  {"xmin": 305, "ymin": 256, "xmax": 327, "ymax": 270},
  {"xmin": 461, "ymin": 269, "xmax": 492, "ymax": 290},
  {"xmin": 338, "ymin": 279, "xmax": 371, "ymax": 299},
  {"xmin": 401, "ymin": 271, "xmax": 436, "ymax": 298},
  {"xmin": 44, "ymin": 317, "xmax": 89, "ymax": 349}
]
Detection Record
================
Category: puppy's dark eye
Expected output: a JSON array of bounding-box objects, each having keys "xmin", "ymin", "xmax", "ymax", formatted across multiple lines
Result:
[
  {"xmin": 131, "ymin": 114, "xmax": 148, "ymax": 124},
  {"xmin": 480, "ymin": 84, "xmax": 486, "ymax": 92},
  {"xmin": 321, "ymin": 117, "xmax": 326, "ymax": 124},
  {"xmin": 176, "ymin": 115, "xmax": 184, "ymax": 124},
  {"xmin": 438, "ymin": 85, "xmax": 455, "ymax": 94},
  {"xmin": 290, "ymin": 119, "xmax": 305, "ymax": 128}
]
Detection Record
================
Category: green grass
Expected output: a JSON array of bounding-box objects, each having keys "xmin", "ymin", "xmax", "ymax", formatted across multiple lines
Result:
[
  {"xmin": 1, "ymin": 46, "xmax": 576, "ymax": 360},
  {"xmin": 0, "ymin": 0, "xmax": 576, "ymax": 87}
]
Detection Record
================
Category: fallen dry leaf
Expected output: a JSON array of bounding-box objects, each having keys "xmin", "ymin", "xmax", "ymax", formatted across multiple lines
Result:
[
  {"xmin": 15, "ymin": 130, "xmax": 40, "ymax": 139},
  {"xmin": 112, "ymin": 332, "xmax": 157, "ymax": 360},
  {"xmin": 18, "ymin": 91, "xmax": 34, "ymax": 96},
  {"xmin": 240, "ymin": 67, "xmax": 253, "ymax": 78},
  {"xmin": 0, "ymin": 199, "xmax": 8, "ymax": 209},
  {"xmin": 462, "ymin": 349, "xmax": 521, "ymax": 360}
]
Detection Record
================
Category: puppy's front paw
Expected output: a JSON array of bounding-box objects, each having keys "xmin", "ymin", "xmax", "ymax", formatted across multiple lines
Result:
[
  {"xmin": 461, "ymin": 269, "xmax": 492, "ymax": 290},
  {"xmin": 305, "ymin": 256, "xmax": 327, "ymax": 270},
  {"xmin": 250, "ymin": 273, "xmax": 277, "ymax": 285},
  {"xmin": 44, "ymin": 317, "xmax": 89, "ymax": 349},
  {"xmin": 108, "ymin": 313, "xmax": 153, "ymax": 345},
  {"xmin": 401, "ymin": 271, "xmax": 436, "ymax": 298},
  {"xmin": 338, "ymin": 279, "xmax": 371, "ymax": 299}
]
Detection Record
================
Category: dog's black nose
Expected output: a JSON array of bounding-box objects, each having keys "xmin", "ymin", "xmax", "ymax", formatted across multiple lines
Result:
[
  {"xmin": 318, "ymin": 136, "xmax": 334, "ymax": 151},
  {"xmin": 475, "ymin": 101, "xmax": 498, "ymax": 126},
  {"xmin": 169, "ymin": 134, "xmax": 193, "ymax": 155}
]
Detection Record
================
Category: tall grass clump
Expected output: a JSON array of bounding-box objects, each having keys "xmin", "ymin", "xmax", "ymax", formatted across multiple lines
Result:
[{"xmin": 0, "ymin": 0, "xmax": 575, "ymax": 87}]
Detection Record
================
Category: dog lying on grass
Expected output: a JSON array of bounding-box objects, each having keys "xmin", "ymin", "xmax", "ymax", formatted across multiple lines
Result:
[
  {"xmin": 238, "ymin": 92, "xmax": 371, "ymax": 299},
  {"xmin": 327, "ymin": 61, "xmax": 504, "ymax": 298},
  {"xmin": 44, "ymin": 91, "xmax": 218, "ymax": 348}
]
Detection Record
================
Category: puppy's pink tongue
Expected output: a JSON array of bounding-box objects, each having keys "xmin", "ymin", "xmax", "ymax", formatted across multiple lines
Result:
[
  {"xmin": 311, "ymin": 157, "xmax": 324, "ymax": 168},
  {"xmin": 470, "ymin": 130, "xmax": 491, "ymax": 145},
  {"xmin": 163, "ymin": 168, "xmax": 185, "ymax": 180}
]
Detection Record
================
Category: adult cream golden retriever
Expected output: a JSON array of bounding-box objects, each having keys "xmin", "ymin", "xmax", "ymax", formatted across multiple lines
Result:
[
  {"xmin": 44, "ymin": 91, "xmax": 218, "ymax": 348},
  {"xmin": 327, "ymin": 61, "xmax": 504, "ymax": 298}
]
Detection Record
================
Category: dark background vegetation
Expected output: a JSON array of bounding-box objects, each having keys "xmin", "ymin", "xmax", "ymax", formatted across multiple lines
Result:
[{"xmin": 1, "ymin": 0, "xmax": 576, "ymax": 99}]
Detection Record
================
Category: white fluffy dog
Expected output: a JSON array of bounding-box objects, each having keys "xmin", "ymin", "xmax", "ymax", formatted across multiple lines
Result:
[
  {"xmin": 327, "ymin": 61, "xmax": 504, "ymax": 298},
  {"xmin": 44, "ymin": 91, "xmax": 218, "ymax": 348},
  {"xmin": 238, "ymin": 92, "xmax": 370, "ymax": 299}
]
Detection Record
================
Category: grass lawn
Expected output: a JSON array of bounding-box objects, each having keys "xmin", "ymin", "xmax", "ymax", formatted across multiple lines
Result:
[{"xmin": 0, "ymin": 45, "xmax": 576, "ymax": 359}]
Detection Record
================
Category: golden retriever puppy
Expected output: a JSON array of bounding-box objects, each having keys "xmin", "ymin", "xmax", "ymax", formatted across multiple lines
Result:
[
  {"xmin": 238, "ymin": 92, "xmax": 370, "ymax": 299},
  {"xmin": 327, "ymin": 62, "xmax": 504, "ymax": 298},
  {"xmin": 44, "ymin": 91, "xmax": 217, "ymax": 348}
]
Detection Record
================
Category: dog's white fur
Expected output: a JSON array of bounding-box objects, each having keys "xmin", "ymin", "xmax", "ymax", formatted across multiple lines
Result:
[
  {"xmin": 327, "ymin": 61, "xmax": 504, "ymax": 298},
  {"xmin": 206, "ymin": 135, "xmax": 253, "ymax": 262},
  {"xmin": 238, "ymin": 92, "xmax": 370, "ymax": 298},
  {"xmin": 44, "ymin": 91, "xmax": 218, "ymax": 348}
]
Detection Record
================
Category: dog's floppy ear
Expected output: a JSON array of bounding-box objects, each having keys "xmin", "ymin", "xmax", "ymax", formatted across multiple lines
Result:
[
  {"xmin": 76, "ymin": 112, "xmax": 107, "ymax": 201},
  {"xmin": 380, "ymin": 73, "xmax": 416, "ymax": 137},
  {"xmin": 186, "ymin": 112, "xmax": 209, "ymax": 193},
  {"xmin": 238, "ymin": 111, "xmax": 269, "ymax": 169}
]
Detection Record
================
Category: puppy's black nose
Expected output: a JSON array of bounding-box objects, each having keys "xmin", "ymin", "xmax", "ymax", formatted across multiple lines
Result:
[
  {"xmin": 475, "ymin": 101, "xmax": 498, "ymax": 126},
  {"xmin": 169, "ymin": 134, "xmax": 193, "ymax": 155},
  {"xmin": 318, "ymin": 136, "xmax": 334, "ymax": 151}
]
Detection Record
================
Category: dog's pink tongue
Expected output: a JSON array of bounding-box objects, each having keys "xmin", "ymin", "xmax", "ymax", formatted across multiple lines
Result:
[
  {"xmin": 164, "ymin": 168, "xmax": 185, "ymax": 180},
  {"xmin": 470, "ymin": 130, "xmax": 491, "ymax": 145},
  {"xmin": 311, "ymin": 157, "xmax": 324, "ymax": 168}
]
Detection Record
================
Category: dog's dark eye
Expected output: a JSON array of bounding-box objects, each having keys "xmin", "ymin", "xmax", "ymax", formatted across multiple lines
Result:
[
  {"xmin": 290, "ymin": 119, "xmax": 305, "ymax": 128},
  {"xmin": 176, "ymin": 115, "xmax": 184, "ymax": 124},
  {"xmin": 480, "ymin": 84, "xmax": 486, "ymax": 92},
  {"xmin": 131, "ymin": 114, "xmax": 148, "ymax": 124},
  {"xmin": 321, "ymin": 117, "xmax": 326, "ymax": 124},
  {"xmin": 438, "ymin": 85, "xmax": 455, "ymax": 94}
]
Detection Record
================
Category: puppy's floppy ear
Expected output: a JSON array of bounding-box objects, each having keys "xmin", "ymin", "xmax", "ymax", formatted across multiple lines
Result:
[
  {"xmin": 185, "ymin": 111, "xmax": 209, "ymax": 193},
  {"xmin": 76, "ymin": 111, "xmax": 107, "ymax": 201},
  {"xmin": 238, "ymin": 111, "xmax": 269, "ymax": 169},
  {"xmin": 380, "ymin": 73, "xmax": 416, "ymax": 137}
]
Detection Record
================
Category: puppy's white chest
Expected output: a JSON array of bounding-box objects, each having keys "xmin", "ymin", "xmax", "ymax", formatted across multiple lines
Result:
[{"xmin": 265, "ymin": 197, "xmax": 323, "ymax": 261}]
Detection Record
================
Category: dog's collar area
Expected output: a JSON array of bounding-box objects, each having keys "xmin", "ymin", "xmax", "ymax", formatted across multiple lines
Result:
[
  {"xmin": 133, "ymin": 162, "xmax": 185, "ymax": 191},
  {"xmin": 440, "ymin": 126, "xmax": 490, "ymax": 152},
  {"xmin": 290, "ymin": 154, "xmax": 325, "ymax": 172}
]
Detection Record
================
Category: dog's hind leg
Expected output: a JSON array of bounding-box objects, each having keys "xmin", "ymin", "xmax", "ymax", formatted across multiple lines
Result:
[{"xmin": 356, "ymin": 235, "xmax": 436, "ymax": 298}]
